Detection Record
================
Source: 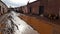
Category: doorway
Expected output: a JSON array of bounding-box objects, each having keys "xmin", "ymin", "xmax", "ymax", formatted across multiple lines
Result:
[{"xmin": 39, "ymin": 6, "xmax": 44, "ymax": 15}]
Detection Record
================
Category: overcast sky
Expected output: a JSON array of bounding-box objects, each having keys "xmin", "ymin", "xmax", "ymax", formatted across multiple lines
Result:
[{"xmin": 2, "ymin": 0, "xmax": 36, "ymax": 7}]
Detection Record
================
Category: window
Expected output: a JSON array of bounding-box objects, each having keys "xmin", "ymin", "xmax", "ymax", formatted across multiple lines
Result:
[
  {"xmin": 0, "ymin": 6, "xmax": 1, "ymax": 15},
  {"xmin": 39, "ymin": 6, "xmax": 44, "ymax": 15},
  {"xmin": 3, "ymin": 8, "xmax": 4, "ymax": 14},
  {"xmin": 59, "ymin": 8, "xmax": 60, "ymax": 17},
  {"xmin": 0, "ymin": 6, "xmax": 1, "ymax": 11},
  {"xmin": 29, "ymin": 7, "xmax": 32, "ymax": 13}
]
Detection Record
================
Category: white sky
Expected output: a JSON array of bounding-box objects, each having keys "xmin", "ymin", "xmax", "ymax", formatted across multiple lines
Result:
[{"xmin": 2, "ymin": 0, "xmax": 36, "ymax": 7}]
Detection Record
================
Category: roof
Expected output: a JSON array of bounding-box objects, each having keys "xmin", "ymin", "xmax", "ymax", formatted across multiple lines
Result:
[
  {"xmin": 27, "ymin": 0, "xmax": 40, "ymax": 5},
  {"xmin": 0, "ymin": 0, "xmax": 8, "ymax": 8}
]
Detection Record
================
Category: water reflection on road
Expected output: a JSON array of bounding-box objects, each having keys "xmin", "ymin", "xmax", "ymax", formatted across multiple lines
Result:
[{"xmin": 8, "ymin": 11, "xmax": 39, "ymax": 34}]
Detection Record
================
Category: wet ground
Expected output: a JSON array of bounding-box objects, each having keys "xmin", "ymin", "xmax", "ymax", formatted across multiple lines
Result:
[
  {"xmin": 0, "ymin": 11, "xmax": 60, "ymax": 34},
  {"xmin": 19, "ymin": 13, "xmax": 60, "ymax": 34},
  {"xmin": 0, "ymin": 11, "xmax": 39, "ymax": 34}
]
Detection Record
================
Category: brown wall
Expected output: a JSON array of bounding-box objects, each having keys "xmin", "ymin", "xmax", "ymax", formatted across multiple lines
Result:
[
  {"xmin": 38, "ymin": 0, "xmax": 60, "ymax": 15},
  {"xmin": 27, "ymin": 1, "xmax": 40, "ymax": 15},
  {"xmin": 20, "ymin": 0, "xmax": 60, "ymax": 16}
]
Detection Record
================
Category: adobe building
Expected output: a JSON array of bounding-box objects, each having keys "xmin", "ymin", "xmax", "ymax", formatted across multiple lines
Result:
[
  {"xmin": 19, "ymin": 1, "xmax": 40, "ymax": 15},
  {"xmin": 13, "ymin": 7, "xmax": 20, "ymax": 13},
  {"xmin": 19, "ymin": 0, "xmax": 60, "ymax": 34},
  {"xmin": 27, "ymin": 1, "xmax": 40, "ymax": 15},
  {"xmin": 20, "ymin": 6, "xmax": 28, "ymax": 14},
  {"xmin": 22, "ymin": 6, "xmax": 28, "ymax": 14},
  {"xmin": 18, "ymin": 0, "xmax": 60, "ymax": 34},
  {"xmin": 0, "ymin": 0, "xmax": 8, "ymax": 15},
  {"xmin": 19, "ymin": 0, "xmax": 60, "ymax": 20},
  {"xmin": 37, "ymin": 0, "xmax": 60, "ymax": 20},
  {"xmin": 20, "ymin": 0, "xmax": 60, "ymax": 20},
  {"xmin": 22, "ymin": 0, "xmax": 60, "ymax": 16},
  {"xmin": 37, "ymin": 0, "xmax": 60, "ymax": 17},
  {"xmin": 19, "ymin": 6, "xmax": 24, "ymax": 13}
]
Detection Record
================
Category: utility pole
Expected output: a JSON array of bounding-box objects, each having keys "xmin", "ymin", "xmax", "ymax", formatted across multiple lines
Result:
[{"xmin": 27, "ymin": 0, "xmax": 30, "ymax": 4}]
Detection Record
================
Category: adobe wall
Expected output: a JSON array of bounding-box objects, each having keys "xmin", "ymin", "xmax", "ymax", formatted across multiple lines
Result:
[{"xmin": 0, "ymin": 1, "xmax": 8, "ymax": 15}]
